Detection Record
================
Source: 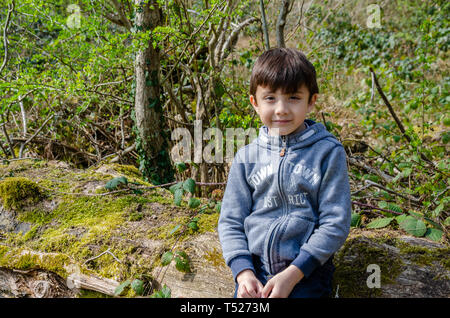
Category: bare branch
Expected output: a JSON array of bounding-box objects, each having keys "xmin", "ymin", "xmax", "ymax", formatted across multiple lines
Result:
[
  {"xmin": 0, "ymin": 0, "xmax": 15, "ymax": 79},
  {"xmin": 220, "ymin": 17, "xmax": 258, "ymax": 61}
]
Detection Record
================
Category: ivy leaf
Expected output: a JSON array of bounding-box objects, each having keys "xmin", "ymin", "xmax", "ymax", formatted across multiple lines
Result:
[
  {"xmin": 400, "ymin": 216, "xmax": 427, "ymax": 237},
  {"xmin": 114, "ymin": 280, "xmax": 131, "ymax": 296},
  {"xmin": 188, "ymin": 197, "xmax": 201, "ymax": 209},
  {"xmin": 161, "ymin": 251, "xmax": 173, "ymax": 266},
  {"xmin": 131, "ymin": 279, "xmax": 144, "ymax": 296},
  {"xmin": 424, "ymin": 228, "xmax": 443, "ymax": 242},
  {"xmin": 366, "ymin": 217, "xmax": 394, "ymax": 229},
  {"xmin": 105, "ymin": 176, "xmax": 128, "ymax": 190},
  {"xmin": 183, "ymin": 178, "xmax": 196, "ymax": 194},
  {"xmin": 174, "ymin": 188, "xmax": 183, "ymax": 206},
  {"xmin": 351, "ymin": 213, "xmax": 361, "ymax": 227}
]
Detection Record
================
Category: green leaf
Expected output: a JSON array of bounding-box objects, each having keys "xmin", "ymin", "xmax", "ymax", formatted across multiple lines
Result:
[
  {"xmin": 174, "ymin": 188, "xmax": 183, "ymax": 206},
  {"xmin": 188, "ymin": 197, "xmax": 201, "ymax": 209},
  {"xmin": 131, "ymin": 279, "xmax": 144, "ymax": 296},
  {"xmin": 114, "ymin": 280, "xmax": 131, "ymax": 296},
  {"xmin": 169, "ymin": 181, "xmax": 183, "ymax": 194},
  {"xmin": 161, "ymin": 251, "xmax": 173, "ymax": 266},
  {"xmin": 424, "ymin": 228, "xmax": 443, "ymax": 242},
  {"xmin": 174, "ymin": 251, "xmax": 190, "ymax": 272},
  {"xmin": 378, "ymin": 201, "xmax": 388, "ymax": 209},
  {"xmin": 215, "ymin": 202, "xmax": 221, "ymax": 213},
  {"xmin": 444, "ymin": 217, "xmax": 450, "ymax": 226},
  {"xmin": 351, "ymin": 213, "xmax": 361, "ymax": 227},
  {"xmin": 387, "ymin": 203, "xmax": 403, "ymax": 214},
  {"xmin": 160, "ymin": 285, "xmax": 171, "ymax": 298},
  {"xmin": 183, "ymin": 178, "xmax": 196, "ymax": 194},
  {"xmin": 105, "ymin": 176, "xmax": 128, "ymax": 190},
  {"xmin": 176, "ymin": 162, "xmax": 187, "ymax": 173},
  {"xmin": 395, "ymin": 214, "xmax": 408, "ymax": 225},
  {"xmin": 400, "ymin": 216, "xmax": 427, "ymax": 237},
  {"xmin": 187, "ymin": 220, "xmax": 199, "ymax": 231},
  {"xmin": 432, "ymin": 202, "xmax": 444, "ymax": 218},
  {"xmin": 366, "ymin": 217, "xmax": 394, "ymax": 229},
  {"xmin": 150, "ymin": 285, "xmax": 171, "ymax": 298}
]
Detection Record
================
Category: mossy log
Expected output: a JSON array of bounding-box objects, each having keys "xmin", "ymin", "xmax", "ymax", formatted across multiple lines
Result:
[
  {"xmin": 0, "ymin": 160, "xmax": 448, "ymax": 298},
  {"xmin": 333, "ymin": 231, "xmax": 450, "ymax": 298}
]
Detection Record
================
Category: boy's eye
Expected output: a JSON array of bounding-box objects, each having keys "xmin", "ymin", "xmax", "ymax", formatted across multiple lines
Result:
[
  {"xmin": 264, "ymin": 96, "xmax": 275, "ymax": 101},
  {"xmin": 290, "ymin": 96, "xmax": 301, "ymax": 100}
]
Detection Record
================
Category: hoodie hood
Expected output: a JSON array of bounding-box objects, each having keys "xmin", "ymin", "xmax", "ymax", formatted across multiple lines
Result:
[{"xmin": 256, "ymin": 119, "xmax": 338, "ymax": 151}]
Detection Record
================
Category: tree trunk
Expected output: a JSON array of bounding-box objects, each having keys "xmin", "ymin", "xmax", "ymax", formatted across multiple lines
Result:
[{"xmin": 133, "ymin": 0, "xmax": 174, "ymax": 185}]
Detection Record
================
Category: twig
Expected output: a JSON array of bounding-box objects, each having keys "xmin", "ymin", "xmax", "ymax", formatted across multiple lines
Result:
[
  {"xmin": 19, "ymin": 114, "xmax": 55, "ymax": 158},
  {"xmin": 363, "ymin": 179, "xmax": 421, "ymax": 204},
  {"xmin": 352, "ymin": 200, "xmax": 403, "ymax": 216},
  {"xmin": 348, "ymin": 156, "xmax": 394, "ymax": 183},
  {"xmin": 83, "ymin": 248, "xmax": 122, "ymax": 265},
  {"xmin": 370, "ymin": 67, "xmax": 434, "ymax": 166}
]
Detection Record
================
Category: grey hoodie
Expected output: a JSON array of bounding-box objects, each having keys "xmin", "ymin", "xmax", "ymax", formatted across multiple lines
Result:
[{"xmin": 218, "ymin": 119, "xmax": 351, "ymax": 281}]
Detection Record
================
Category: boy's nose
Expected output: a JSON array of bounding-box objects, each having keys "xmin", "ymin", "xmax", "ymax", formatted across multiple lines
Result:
[{"xmin": 274, "ymin": 101, "xmax": 289, "ymax": 115}]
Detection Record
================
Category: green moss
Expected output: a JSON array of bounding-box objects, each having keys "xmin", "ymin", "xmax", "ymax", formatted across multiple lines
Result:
[
  {"xmin": 333, "ymin": 237, "xmax": 404, "ymax": 298},
  {"xmin": 0, "ymin": 247, "xmax": 71, "ymax": 278},
  {"xmin": 204, "ymin": 247, "xmax": 226, "ymax": 268},
  {"xmin": 395, "ymin": 240, "xmax": 450, "ymax": 270},
  {"xmin": 112, "ymin": 164, "xmax": 141, "ymax": 178},
  {"xmin": 78, "ymin": 289, "xmax": 113, "ymax": 298},
  {"xmin": 0, "ymin": 177, "xmax": 45, "ymax": 210},
  {"xmin": 197, "ymin": 213, "xmax": 219, "ymax": 233}
]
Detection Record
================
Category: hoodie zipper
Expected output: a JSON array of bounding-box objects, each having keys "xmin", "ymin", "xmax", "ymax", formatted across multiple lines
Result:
[
  {"xmin": 267, "ymin": 135, "xmax": 288, "ymax": 274},
  {"xmin": 279, "ymin": 135, "xmax": 287, "ymax": 157}
]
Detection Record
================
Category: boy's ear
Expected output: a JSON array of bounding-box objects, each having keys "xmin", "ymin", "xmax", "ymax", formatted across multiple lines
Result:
[
  {"xmin": 307, "ymin": 93, "xmax": 318, "ymax": 113},
  {"xmin": 249, "ymin": 95, "xmax": 259, "ymax": 113}
]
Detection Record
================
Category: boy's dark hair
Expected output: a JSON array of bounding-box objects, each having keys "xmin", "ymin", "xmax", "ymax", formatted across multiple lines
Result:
[{"xmin": 250, "ymin": 48, "xmax": 319, "ymax": 102}]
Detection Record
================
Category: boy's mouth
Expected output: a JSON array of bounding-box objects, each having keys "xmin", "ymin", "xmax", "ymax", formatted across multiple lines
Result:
[{"xmin": 272, "ymin": 120, "xmax": 292, "ymax": 124}]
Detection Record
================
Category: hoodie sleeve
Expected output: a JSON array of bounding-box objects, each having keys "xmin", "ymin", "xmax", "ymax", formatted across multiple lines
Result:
[
  {"xmin": 291, "ymin": 144, "xmax": 351, "ymax": 278},
  {"xmin": 218, "ymin": 150, "xmax": 255, "ymax": 281}
]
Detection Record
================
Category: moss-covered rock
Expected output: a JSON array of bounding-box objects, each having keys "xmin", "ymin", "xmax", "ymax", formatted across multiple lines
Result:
[{"xmin": 0, "ymin": 177, "xmax": 44, "ymax": 210}]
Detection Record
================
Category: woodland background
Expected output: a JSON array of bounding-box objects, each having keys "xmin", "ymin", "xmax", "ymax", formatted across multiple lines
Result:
[{"xmin": 0, "ymin": 0, "xmax": 449, "ymax": 297}]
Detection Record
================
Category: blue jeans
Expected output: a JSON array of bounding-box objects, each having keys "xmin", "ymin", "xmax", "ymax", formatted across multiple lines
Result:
[{"xmin": 234, "ymin": 255, "xmax": 335, "ymax": 298}]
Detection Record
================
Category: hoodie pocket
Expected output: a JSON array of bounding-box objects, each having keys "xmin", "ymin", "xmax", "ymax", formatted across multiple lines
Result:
[{"xmin": 277, "ymin": 215, "xmax": 315, "ymax": 261}]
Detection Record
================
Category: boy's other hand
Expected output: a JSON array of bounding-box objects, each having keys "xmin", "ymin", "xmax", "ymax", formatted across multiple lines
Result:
[
  {"xmin": 236, "ymin": 269, "xmax": 264, "ymax": 298},
  {"xmin": 261, "ymin": 265, "xmax": 304, "ymax": 298}
]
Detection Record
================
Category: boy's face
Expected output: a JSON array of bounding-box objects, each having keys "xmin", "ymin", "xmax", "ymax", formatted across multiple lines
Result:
[{"xmin": 250, "ymin": 84, "xmax": 317, "ymax": 136}]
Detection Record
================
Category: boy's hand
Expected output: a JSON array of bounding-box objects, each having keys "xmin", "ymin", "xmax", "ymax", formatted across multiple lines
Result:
[
  {"xmin": 236, "ymin": 269, "xmax": 264, "ymax": 298},
  {"xmin": 261, "ymin": 265, "xmax": 304, "ymax": 298}
]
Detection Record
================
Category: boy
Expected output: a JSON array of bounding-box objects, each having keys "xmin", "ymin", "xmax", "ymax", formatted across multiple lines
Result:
[{"xmin": 218, "ymin": 48, "xmax": 351, "ymax": 298}]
